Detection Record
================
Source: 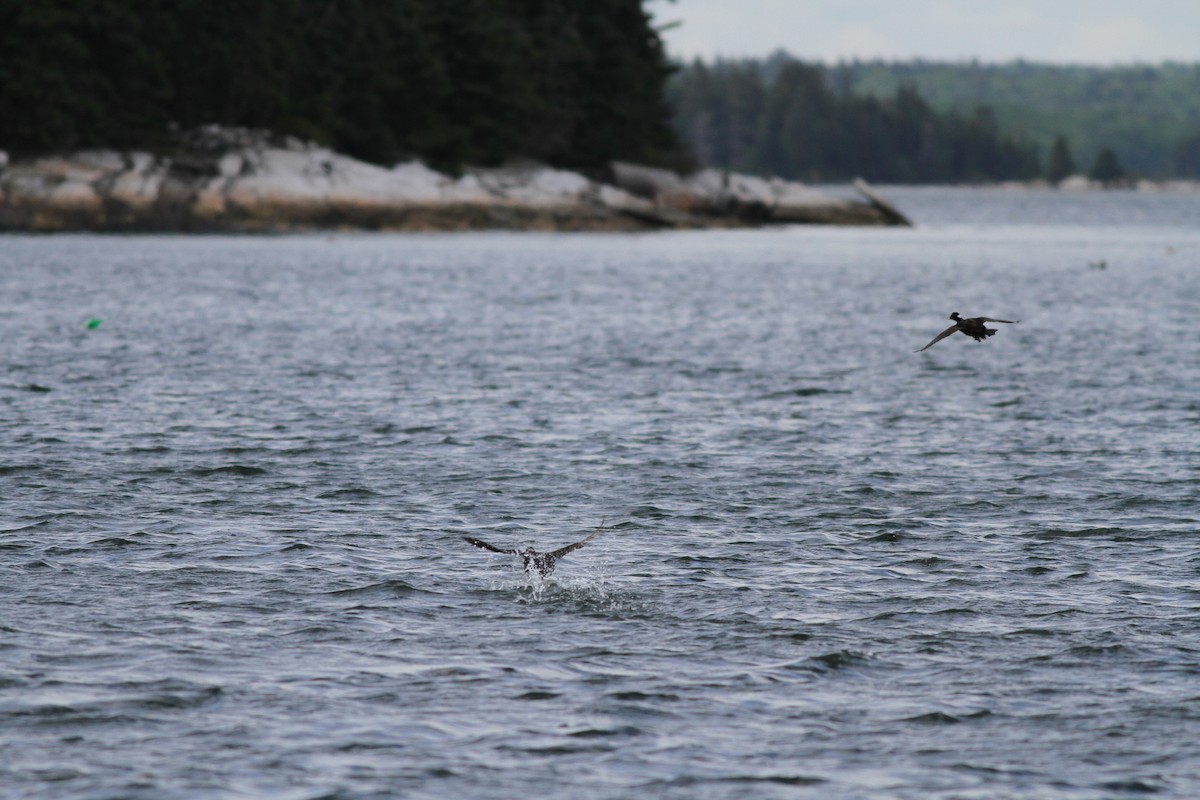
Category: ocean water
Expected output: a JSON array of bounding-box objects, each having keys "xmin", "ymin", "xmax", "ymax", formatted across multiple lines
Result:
[{"xmin": 3, "ymin": 189, "xmax": 1200, "ymax": 799}]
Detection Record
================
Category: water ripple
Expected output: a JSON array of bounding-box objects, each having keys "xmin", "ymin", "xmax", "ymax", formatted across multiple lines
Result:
[{"xmin": 3, "ymin": 224, "xmax": 1199, "ymax": 799}]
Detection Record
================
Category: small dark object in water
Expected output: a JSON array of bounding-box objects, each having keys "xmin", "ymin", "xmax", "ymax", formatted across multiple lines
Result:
[
  {"xmin": 916, "ymin": 312, "xmax": 1018, "ymax": 352},
  {"xmin": 464, "ymin": 526, "xmax": 603, "ymax": 576}
]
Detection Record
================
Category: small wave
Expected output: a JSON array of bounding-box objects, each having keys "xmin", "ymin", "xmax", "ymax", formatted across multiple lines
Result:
[
  {"xmin": 191, "ymin": 464, "xmax": 268, "ymax": 477},
  {"xmin": 21, "ymin": 559, "xmax": 68, "ymax": 571},
  {"xmin": 1096, "ymin": 779, "xmax": 1164, "ymax": 794},
  {"xmin": 606, "ymin": 691, "xmax": 680, "ymax": 702},
  {"xmin": 764, "ymin": 386, "xmax": 851, "ymax": 399},
  {"xmin": 1068, "ymin": 643, "xmax": 1135, "ymax": 658},
  {"xmin": 219, "ymin": 446, "xmax": 274, "ymax": 457},
  {"xmin": 652, "ymin": 774, "xmax": 826, "ymax": 789},
  {"xmin": 567, "ymin": 725, "xmax": 644, "ymax": 738},
  {"xmin": 0, "ymin": 464, "xmax": 42, "ymax": 475},
  {"xmin": 901, "ymin": 709, "xmax": 992, "ymax": 725},
  {"xmin": 0, "ymin": 520, "xmax": 51, "ymax": 534},
  {"xmin": 325, "ymin": 579, "xmax": 421, "ymax": 598},
  {"xmin": 1028, "ymin": 526, "xmax": 1125, "ymax": 539},
  {"xmin": 317, "ymin": 487, "xmax": 377, "ymax": 499},
  {"xmin": 499, "ymin": 743, "xmax": 614, "ymax": 756},
  {"xmin": 629, "ymin": 504, "xmax": 672, "ymax": 519},
  {"xmin": 1005, "ymin": 627, "xmax": 1065, "ymax": 638},
  {"xmin": 11, "ymin": 683, "xmax": 223, "ymax": 722},
  {"xmin": 802, "ymin": 649, "xmax": 872, "ymax": 673},
  {"xmin": 137, "ymin": 685, "xmax": 223, "ymax": 710},
  {"xmin": 125, "ymin": 445, "xmax": 173, "ymax": 454},
  {"xmin": 86, "ymin": 535, "xmax": 147, "ymax": 549}
]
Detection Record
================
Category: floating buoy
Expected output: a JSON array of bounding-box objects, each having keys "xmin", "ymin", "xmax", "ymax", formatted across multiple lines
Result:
[{"xmin": 85, "ymin": 318, "xmax": 102, "ymax": 329}]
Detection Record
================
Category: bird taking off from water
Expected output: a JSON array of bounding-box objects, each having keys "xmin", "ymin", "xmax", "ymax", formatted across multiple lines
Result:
[
  {"xmin": 464, "ymin": 525, "xmax": 603, "ymax": 577},
  {"xmin": 916, "ymin": 312, "xmax": 1018, "ymax": 352}
]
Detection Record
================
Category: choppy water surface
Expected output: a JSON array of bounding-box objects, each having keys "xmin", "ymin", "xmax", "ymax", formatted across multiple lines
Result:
[{"xmin": 4, "ymin": 191, "xmax": 1200, "ymax": 798}]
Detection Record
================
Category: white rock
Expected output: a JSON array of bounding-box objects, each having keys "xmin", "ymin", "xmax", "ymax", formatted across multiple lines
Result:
[
  {"xmin": 107, "ymin": 157, "xmax": 166, "ymax": 209},
  {"xmin": 23, "ymin": 156, "xmax": 106, "ymax": 182},
  {"xmin": 217, "ymin": 152, "xmax": 244, "ymax": 177},
  {"xmin": 770, "ymin": 177, "xmax": 837, "ymax": 207},
  {"xmin": 684, "ymin": 168, "xmax": 834, "ymax": 208},
  {"xmin": 447, "ymin": 172, "xmax": 491, "ymax": 202},
  {"xmin": 612, "ymin": 161, "xmax": 685, "ymax": 197},
  {"xmin": 225, "ymin": 148, "xmax": 330, "ymax": 204},
  {"xmin": 73, "ymin": 150, "xmax": 126, "ymax": 172},
  {"xmin": 470, "ymin": 163, "xmax": 592, "ymax": 205},
  {"xmin": 1, "ymin": 170, "xmax": 56, "ymax": 200},
  {"xmin": 693, "ymin": 169, "xmax": 772, "ymax": 203},
  {"xmin": 386, "ymin": 160, "xmax": 489, "ymax": 203},
  {"xmin": 47, "ymin": 179, "xmax": 102, "ymax": 210},
  {"xmin": 594, "ymin": 183, "xmax": 655, "ymax": 212},
  {"xmin": 1057, "ymin": 175, "xmax": 1094, "ymax": 191}
]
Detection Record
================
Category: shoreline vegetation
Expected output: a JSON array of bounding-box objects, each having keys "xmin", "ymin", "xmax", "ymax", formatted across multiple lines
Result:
[
  {"xmin": 6, "ymin": 4, "xmax": 1198, "ymax": 233},
  {"xmin": 0, "ymin": 126, "xmax": 911, "ymax": 233}
]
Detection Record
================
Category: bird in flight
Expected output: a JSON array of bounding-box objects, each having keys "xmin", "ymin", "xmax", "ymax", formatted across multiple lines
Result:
[
  {"xmin": 464, "ymin": 525, "xmax": 603, "ymax": 576},
  {"xmin": 916, "ymin": 312, "xmax": 1018, "ymax": 352}
]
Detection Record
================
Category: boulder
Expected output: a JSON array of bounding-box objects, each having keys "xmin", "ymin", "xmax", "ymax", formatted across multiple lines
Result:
[{"xmin": 610, "ymin": 161, "xmax": 905, "ymax": 226}]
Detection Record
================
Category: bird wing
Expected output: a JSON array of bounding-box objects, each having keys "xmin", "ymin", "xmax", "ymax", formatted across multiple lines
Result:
[
  {"xmin": 977, "ymin": 317, "xmax": 1017, "ymax": 323},
  {"xmin": 546, "ymin": 528, "xmax": 602, "ymax": 560},
  {"xmin": 464, "ymin": 536, "xmax": 518, "ymax": 555},
  {"xmin": 915, "ymin": 324, "xmax": 960, "ymax": 352}
]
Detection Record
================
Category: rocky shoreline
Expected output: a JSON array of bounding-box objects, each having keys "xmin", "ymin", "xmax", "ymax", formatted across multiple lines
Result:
[{"xmin": 0, "ymin": 126, "xmax": 908, "ymax": 233}]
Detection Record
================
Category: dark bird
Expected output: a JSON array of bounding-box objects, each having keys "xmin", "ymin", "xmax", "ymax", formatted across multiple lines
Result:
[
  {"xmin": 464, "ymin": 526, "xmax": 603, "ymax": 577},
  {"xmin": 916, "ymin": 312, "xmax": 1018, "ymax": 352}
]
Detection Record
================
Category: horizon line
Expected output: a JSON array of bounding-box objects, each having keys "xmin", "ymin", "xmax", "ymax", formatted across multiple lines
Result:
[{"xmin": 667, "ymin": 49, "xmax": 1200, "ymax": 69}]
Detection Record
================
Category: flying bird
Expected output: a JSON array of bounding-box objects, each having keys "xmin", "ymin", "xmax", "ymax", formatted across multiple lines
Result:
[
  {"xmin": 464, "ymin": 526, "xmax": 603, "ymax": 576},
  {"xmin": 916, "ymin": 312, "xmax": 1018, "ymax": 352}
]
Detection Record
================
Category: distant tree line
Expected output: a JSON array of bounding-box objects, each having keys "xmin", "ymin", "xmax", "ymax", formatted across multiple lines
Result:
[
  {"xmin": 668, "ymin": 59, "xmax": 1044, "ymax": 183},
  {"xmin": 828, "ymin": 58, "xmax": 1200, "ymax": 178},
  {"xmin": 0, "ymin": 0, "xmax": 685, "ymax": 171}
]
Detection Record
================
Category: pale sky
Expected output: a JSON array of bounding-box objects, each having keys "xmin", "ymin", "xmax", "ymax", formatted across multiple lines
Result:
[{"xmin": 651, "ymin": 0, "xmax": 1200, "ymax": 64}]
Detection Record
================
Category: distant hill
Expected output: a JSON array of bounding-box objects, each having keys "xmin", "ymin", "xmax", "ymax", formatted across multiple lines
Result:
[
  {"xmin": 829, "ymin": 59, "xmax": 1200, "ymax": 177},
  {"xmin": 668, "ymin": 54, "xmax": 1200, "ymax": 181},
  {"xmin": 667, "ymin": 57, "xmax": 1044, "ymax": 184}
]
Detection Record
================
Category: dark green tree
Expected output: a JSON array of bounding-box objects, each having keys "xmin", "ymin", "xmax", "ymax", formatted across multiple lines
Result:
[
  {"xmin": 1046, "ymin": 135, "xmax": 1075, "ymax": 183},
  {"xmin": 0, "ymin": 0, "xmax": 686, "ymax": 170},
  {"xmin": 1088, "ymin": 146, "xmax": 1126, "ymax": 183},
  {"xmin": 667, "ymin": 59, "xmax": 763, "ymax": 172},
  {"xmin": 1171, "ymin": 131, "xmax": 1200, "ymax": 178},
  {"xmin": 669, "ymin": 56, "xmax": 1043, "ymax": 183}
]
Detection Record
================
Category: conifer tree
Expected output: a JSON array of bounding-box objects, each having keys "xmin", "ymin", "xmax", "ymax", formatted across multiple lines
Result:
[
  {"xmin": 1089, "ymin": 146, "xmax": 1126, "ymax": 183},
  {"xmin": 0, "ymin": 0, "xmax": 686, "ymax": 170},
  {"xmin": 1047, "ymin": 135, "xmax": 1075, "ymax": 184}
]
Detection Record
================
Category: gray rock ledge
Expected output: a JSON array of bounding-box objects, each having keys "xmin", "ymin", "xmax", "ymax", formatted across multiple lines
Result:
[{"xmin": 0, "ymin": 128, "xmax": 907, "ymax": 232}]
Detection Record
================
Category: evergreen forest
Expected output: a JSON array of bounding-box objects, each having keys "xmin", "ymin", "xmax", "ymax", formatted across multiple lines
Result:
[
  {"xmin": 836, "ymin": 59, "xmax": 1200, "ymax": 178},
  {"xmin": 0, "ymin": 0, "xmax": 685, "ymax": 171},
  {"xmin": 668, "ymin": 59, "xmax": 1043, "ymax": 184},
  {"xmin": 669, "ymin": 53, "xmax": 1200, "ymax": 182},
  {"xmin": 6, "ymin": 2, "xmax": 1200, "ymax": 185}
]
